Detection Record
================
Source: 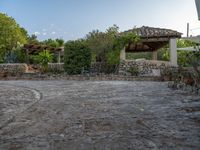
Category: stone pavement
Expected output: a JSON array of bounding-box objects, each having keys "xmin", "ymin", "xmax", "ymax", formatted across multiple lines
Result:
[{"xmin": 0, "ymin": 80, "xmax": 199, "ymax": 150}]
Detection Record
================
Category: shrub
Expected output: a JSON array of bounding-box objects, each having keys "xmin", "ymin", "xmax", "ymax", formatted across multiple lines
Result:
[
  {"xmin": 36, "ymin": 50, "xmax": 53, "ymax": 72},
  {"xmin": 86, "ymin": 26, "xmax": 139, "ymax": 65},
  {"xmin": 38, "ymin": 50, "xmax": 53, "ymax": 65},
  {"xmin": 64, "ymin": 40, "xmax": 91, "ymax": 75},
  {"xmin": 160, "ymin": 67, "xmax": 178, "ymax": 81},
  {"xmin": 4, "ymin": 47, "xmax": 26, "ymax": 63},
  {"xmin": 4, "ymin": 51, "xmax": 17, "ymax": 63},
  {"xmin": 127, "ymin": 66, "xmax": 139, "ymax": 76}
]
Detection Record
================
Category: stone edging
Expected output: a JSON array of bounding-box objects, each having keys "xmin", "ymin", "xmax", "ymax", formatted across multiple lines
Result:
[{"xmin": 0, "ymin": 74, "xmax": 163, "ymax": 81}]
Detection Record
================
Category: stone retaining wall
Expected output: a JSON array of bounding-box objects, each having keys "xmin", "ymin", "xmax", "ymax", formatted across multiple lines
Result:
[
  {"xmin": 90, "ymin": 62, "xmax": 118, "ymax": 74},
  {"xmin": 0, "ymin": 61, "xmax": 177, "ymax": 78},
  {"xmin": 119, "ymin": 60, "xmax": 176, "ymax": 76},
  {"xmin": 0, "ymin": 63, "xmax": 27, "ymax": 76}
]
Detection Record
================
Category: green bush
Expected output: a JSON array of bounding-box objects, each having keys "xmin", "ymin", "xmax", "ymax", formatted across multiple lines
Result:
[
  {"xmin": 64, "ymin": 40, "xmax": 91, "ymax": 74},
  {"xmin": 86, "ymin": 25, "xmax": 139, "ymax": 66},
  {"xmin": 37, "ymin": 50, "xmax": 53, "ymax": 66},
  {"xmin": 14, "ymin": 48, "xmax": 26, "ymax": 63},
  {"xmin": 3, "ymin": 46, "xmax": 26, "ymax": 63},
  {"xmin": 29, "ymin": 55, "xmax": 39, "ymax": 64},
  {"xmin": 127, "ymin": 66, "xmax": 139, "ymax": 76},
  {"xmin": 32, "ymin": 50, "xmax": 53, "ymax": 72}
]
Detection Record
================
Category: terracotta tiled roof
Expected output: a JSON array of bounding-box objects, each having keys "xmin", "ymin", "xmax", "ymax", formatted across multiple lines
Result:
[{"xmin": 124, "ymin": 26, "xmax": 182, "ymax": 38}]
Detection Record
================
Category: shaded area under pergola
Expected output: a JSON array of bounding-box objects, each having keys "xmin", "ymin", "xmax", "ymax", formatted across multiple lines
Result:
[
  {"xmin": 120, "ymin": 26, "xmax": 182, "ymax": 65},
  {"xmin": 23, "ymin": 44, "xmax": 64, "ymax": 64}
]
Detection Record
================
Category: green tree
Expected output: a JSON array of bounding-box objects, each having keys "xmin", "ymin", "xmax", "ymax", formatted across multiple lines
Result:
[
  {"xmin": 86, "ymin": 25, "xmax": 139, "ymax": 65},
  {"xmin": 55, "ymin": 38, "xmax": 65, "ymax": 47},
  {"xmin": 86, "ymin": 29, "xmax": 115, "ymax": 63},
  {"xmin": 0, "ymin": 13, "xmax": 27, "ymax": 62},
  {"xmin": 28, "ymin": 34, "xmax": 40, "ymax": 44},
  {"xmin": 41, "ymin": 38, "xmax": 64, "ymax": 48},
  {"xmin": 42, "ymin": 38, "xmax": 64, "ymax": 48},
  {"xmin": 116, "ymin": 32, "xmax": 140, "ymax": 48}
]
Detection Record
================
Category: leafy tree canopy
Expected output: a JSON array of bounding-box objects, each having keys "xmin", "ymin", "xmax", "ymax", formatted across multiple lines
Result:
[
  {"xmin": 0, "ymin": 13, "xmax": 27, "ymax": 62},
  {"xmin": 28, "ymin": 34, "xmax": 40, "ymax": 45},
  {"xmin": 42, "ymin": 38, "xmax": 64, "ymax": 48},
  {"xmin": 86, "ymin": 25, "xmax": 139, "ymax": 65}
]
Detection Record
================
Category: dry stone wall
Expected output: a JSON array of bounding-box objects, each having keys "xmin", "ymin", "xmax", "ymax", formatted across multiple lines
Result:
[
  {"xmin": 0, "ymin": 63, "xmax": 27, "ymax": 75},
  {"xmin": 47, "ymin": 61, "xmax": 176, "ymax": 77},
  {"xmin": 0, "ymin": 61, "xmax": 175, "ymax": 77},
  {"xmin": 119, "ymin": 60, "xmax": 175, "ymax": 76}
]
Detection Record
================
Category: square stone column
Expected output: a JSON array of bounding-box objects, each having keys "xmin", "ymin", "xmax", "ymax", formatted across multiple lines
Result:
[
  {"xmin": 169, "ymin": 38, "xmax": 178, "ymax": 66},
  {"xmin": 25, "ymin": 49, "xmax": 29, "ymax": 64},
  {"xmin": 58, "ymin": 51, "xmax": 61, "ymax": 63},
  {"xmin": 120, "ymin": 47, "xmax": 126, "ymax": 61},
  {"xmin": 152, "ymin": 51, "xmax": 157, "ymax": 60}
]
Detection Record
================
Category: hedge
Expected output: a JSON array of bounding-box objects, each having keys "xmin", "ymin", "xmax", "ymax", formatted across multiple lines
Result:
[{"xmin": 64, "ymin": 40, "xmax": 91, "ymax": 74}]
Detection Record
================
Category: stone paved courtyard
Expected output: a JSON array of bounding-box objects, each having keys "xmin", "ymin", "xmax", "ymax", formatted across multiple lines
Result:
[{"xmin": 0, "ymin": 80, "xmax": 200, "ymax": 150}]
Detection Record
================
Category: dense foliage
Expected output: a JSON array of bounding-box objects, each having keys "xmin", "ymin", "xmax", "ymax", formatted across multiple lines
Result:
[
  {"xmin": 86, "ymin": 25, "xmax": 139, "ymax": 65},
  {"xmin": 64, "ymin": 40, "xmax": 91, "ymax": 74},
  {"xmin": 1, "ymin": 12, "xmax": 198, "ymax": 76},
  {"xmin": 4, "ymin": 45, "xmax": 26, "ymax": 63},
  {"xmin": 42, "ymin": 38, "xmax": 64, "ymax": 48},
  {"xmin": 86, "ymin": 26, "xmax": 118, "ymax": 64},
  {"xmin": 40, "ymin": 38, "xmax": 65, "ymax": 63},
  {"xmin": 85, "ymin": 25, "xmax": 139, "ymax": 73},
  {"xmin": 0, "ymin": 13, "xmax": 27, "ymax": 62},
  {"xmin": 126, "ymin": 39, "xmax": 199, "ymax": 67},
  {"xmin": 37, "ymin": 50, "xmax": 53, "ymax": 67},
  {"xmin": 161, "ymin": 40, "xmax": 197, "ymax": 67}
]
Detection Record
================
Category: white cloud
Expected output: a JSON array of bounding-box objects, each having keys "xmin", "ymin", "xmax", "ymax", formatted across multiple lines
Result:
[
  {"xmin": 51, "ymin": 31, "xmax": 56, "ymax": 35},
  {"xmin": 50, "ymin": 23, "xmax": 55, "ymax": 27},
  {"xmin": 42, "ymin": 33, "xmax": 47, "ymax": 36},
  {"xmin": 34, "ymin": 31, "xmax": 40, "ymax": 35}
]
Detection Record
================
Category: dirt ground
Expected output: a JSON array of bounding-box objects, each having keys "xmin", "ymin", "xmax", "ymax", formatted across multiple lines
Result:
[{"xmin": 0, "ymin": 80, "xmax": 200, "ymax": 150}]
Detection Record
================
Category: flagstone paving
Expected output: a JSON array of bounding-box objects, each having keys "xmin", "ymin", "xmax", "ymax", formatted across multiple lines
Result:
[{"xmin": 0, "ymin": 80, "xmax": 199, "ymax": 150}]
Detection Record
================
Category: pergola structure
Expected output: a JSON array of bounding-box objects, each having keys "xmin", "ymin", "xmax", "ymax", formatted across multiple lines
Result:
[
  {"xmin": 120, "ymin": 26, "xmax": 182, "ymax": 66},
  {"xmin": 23, "ymin": 44, "xmax": 64, "ymax": 64}
]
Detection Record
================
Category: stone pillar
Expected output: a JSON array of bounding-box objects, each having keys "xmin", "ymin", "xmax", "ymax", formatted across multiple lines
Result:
[
  {"xmin": 169, "ymin": 38, "xmax": 178, "ymax": 66},
  {"xmin": 25, "ymin": 49, "xmax": 29, "ymax": 64},
  {"xmin": 152, "ymin": 51, "xmax": 157, "ymax": 60},
  {"xmin": 58, "ymin": 51, "xmax": 61, "ymax": 63},
  {"xmin": 120, "ymin": 47, "xmax": 126, "ymax": 61}
]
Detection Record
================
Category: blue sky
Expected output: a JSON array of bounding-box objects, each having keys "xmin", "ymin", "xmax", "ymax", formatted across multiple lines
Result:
[{"xmin": 0, "ymin": 0, "xmax": 199, "ymax": 41}]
